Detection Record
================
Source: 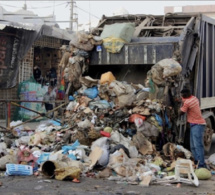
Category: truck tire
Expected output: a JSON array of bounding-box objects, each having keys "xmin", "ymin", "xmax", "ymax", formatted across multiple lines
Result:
[{"xmin": 204, "ymin": 118, "xmax": 214, "ymax": 153}]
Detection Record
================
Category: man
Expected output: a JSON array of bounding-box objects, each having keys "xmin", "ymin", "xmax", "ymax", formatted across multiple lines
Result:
[
  {"xmin": 179, "ymin": 88, "xmax": 206, "ymax": 168},
  {"xmin": 33, "ymin": 66, "xmax": 42, "ymax": 83},
  {"xmin": 49, "ymin": 67, "xmax": 57, "ymax": 87}
]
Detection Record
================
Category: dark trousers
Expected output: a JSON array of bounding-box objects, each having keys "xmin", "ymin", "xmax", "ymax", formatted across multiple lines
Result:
[{"xmin": 45, "ymin": 103, "xmax": 54, "ymax": 118}]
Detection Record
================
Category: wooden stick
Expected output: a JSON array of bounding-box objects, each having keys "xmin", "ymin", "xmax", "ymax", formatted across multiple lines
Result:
[{"xmin": 8, "ymin": 102, "xmax": 67, "ymax": 130}]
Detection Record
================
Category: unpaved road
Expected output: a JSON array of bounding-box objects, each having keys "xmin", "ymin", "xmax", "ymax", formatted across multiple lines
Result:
[{"xmin": 0, "ymin": 174, "xmax": 215, "ymax": 195}]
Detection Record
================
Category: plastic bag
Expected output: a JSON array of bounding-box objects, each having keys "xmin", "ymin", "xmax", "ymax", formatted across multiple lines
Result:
[
  {"xmin": 89, "ymin": 100, "xmax": 110, "ymax": 109},
  {"xmin": 156, "ymin": 58, "xmax": 182, "ymax": 78},
  {"xmin": 208, "ymin": 154, "xmax": 215, "ymax": 165},
  {"xmin": 103, "ymin": 37, "xmax": 126, "ymax": 53},
  {"xmin": 37, "ymin": 152, "xmax": 50, "ymax": 165},
  {"xmin": 195, "ymin": 168, "xmax": 212, "ymax": 180},
  {"xmin": 129, "ymin": 114, "xmax": 146, "ymax": 123},
  {"xmin": 176, "ymin": 145, "xmax": 192, "ymax": 159},
  {"xmin": 69, "ymin": 32, "xmax": 94, "ymax": 51},
  {"xmin": 91, "ymin": 137, "xmax": 109, "ymax": 150},
  {"xmin": 98, "ymin": 147, "xmax": 109, "ymax": 167},
  {"xmin": 62, "ymin": 140, "xmax": 80, "ymax": 154},
  {"xmin": 77, "ymin": 119, "xmax": 92, "ymax": 129},
  {"xmin": 101, "ymin": 23, "xmax": 135, "ymax": 43},
  {"xmin": 83, "ymin": 86, "xmax": 98, "ymax": 99},
  {"xmin": 5, "ymin": 164, "xmax": 33, "ymax": 176},
  {"xmin": 134, "ymin": 118, "xmax": 144, "ymax": 129}
]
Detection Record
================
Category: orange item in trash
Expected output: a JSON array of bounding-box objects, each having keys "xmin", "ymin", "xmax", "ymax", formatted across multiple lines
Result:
[
  {"xmin": 129, "ymin": 114, "xmax": 146, "ymax": 123},
  {"xmin": 100, "ymin": 131, "xmax": 111, "ymax": 137},
  {"xmin": 100, "ymin": 71, "xmax": 116, "ymax": 85}
]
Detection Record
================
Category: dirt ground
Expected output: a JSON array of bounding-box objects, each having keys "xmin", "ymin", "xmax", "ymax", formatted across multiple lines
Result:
[{"xmin": 0, "ymin": 174, "xmax": 215, "ymax": 195}]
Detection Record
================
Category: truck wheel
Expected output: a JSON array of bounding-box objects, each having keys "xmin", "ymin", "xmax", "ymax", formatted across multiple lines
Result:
[{"xmin": 204, "ymin": 118, "xmax": 214, "ymax": 153}]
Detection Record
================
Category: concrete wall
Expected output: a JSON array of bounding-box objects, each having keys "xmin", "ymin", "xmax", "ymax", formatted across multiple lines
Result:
[{"xmin": 165, "ymin": 5, "xmax": 215, "ymax": 14}]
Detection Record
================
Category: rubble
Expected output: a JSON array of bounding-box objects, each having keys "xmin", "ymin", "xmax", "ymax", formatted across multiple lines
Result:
[{"xmin": 0, "ymin": 38, "xmax": 213, "ymax": 188}]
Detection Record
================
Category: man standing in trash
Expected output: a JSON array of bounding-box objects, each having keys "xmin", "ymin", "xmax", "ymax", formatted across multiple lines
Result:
[{"xmin": 179, "ymin": 88, "xmax": 206, "ymax": 168}]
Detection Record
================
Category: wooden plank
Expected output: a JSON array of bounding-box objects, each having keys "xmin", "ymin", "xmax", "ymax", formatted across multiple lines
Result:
[{"xmin": 133, "ymin": 17, "xmax": 151, "ymax": 37}]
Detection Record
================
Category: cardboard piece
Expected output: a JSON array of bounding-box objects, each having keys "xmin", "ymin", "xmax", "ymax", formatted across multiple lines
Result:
[
  {"xmin": 140, "ymin": 175, "xmax": 152, "ymax": 187},
  {"xmin": 89, "ymin": 146, "xmax": 103, "ymax": 169}
]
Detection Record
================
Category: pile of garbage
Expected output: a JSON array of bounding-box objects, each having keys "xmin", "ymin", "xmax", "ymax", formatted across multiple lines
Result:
[{"xmin": 0, "ymin": 57, "xmax": 213, "ymax": 187}]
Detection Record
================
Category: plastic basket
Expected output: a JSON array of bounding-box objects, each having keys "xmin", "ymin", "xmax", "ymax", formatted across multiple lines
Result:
[{"xmin": 5, "ymin": 164, "xmax": 33, "ymax": 176}]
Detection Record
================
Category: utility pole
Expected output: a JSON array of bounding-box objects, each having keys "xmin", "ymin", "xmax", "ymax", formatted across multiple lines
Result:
[
  {"xmin": 70, "ymin": 0, "xmax": 74, "ymax": 30},
  {"xmin": 23, "ymin": 0, "xmax": 27, "ymax": 10}
]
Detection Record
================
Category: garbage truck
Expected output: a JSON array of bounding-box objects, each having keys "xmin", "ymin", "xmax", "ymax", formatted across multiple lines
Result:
[{"xmin": 88, "ymin": 13, "xmax": 215, "ymax": 152}]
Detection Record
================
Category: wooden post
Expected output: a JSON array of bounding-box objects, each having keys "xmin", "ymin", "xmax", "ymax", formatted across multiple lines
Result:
[{"xmin": 7, "ymin": 102, "xmax": 11, "ymax": 129}]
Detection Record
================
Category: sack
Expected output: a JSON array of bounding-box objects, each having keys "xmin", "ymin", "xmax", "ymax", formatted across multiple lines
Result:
[
  {"xmin": 70, "ymin": 32, "xmax": 94, "ymax": 51},
  {"xmin": 156, "ymin": 58, "xmax": 182, "ymax": 78},
  {"xmin": 150, "ymin": 64, "xmax": 165, "ymax": 86},
  {"xmin": 195, "ymin": 168, "xmax": 212, "ymax": 180},
  {"xmin": 101, "ymin": 23, "xmax": 135, "ymax": 43},
  {"xmin": 103, "ymin": 37, "xmax": 126, "ymax": 53}
]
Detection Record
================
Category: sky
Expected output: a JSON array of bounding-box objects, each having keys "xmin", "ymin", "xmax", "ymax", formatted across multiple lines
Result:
[{"xmin": 0, "ymin": 0, "xmax": 215, "ymax": 30}]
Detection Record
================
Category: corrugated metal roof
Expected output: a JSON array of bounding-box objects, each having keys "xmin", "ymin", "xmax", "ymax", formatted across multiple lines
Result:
[{"xmin": 0, "ymin": 20, "xmax": 35, "ymax": 31}]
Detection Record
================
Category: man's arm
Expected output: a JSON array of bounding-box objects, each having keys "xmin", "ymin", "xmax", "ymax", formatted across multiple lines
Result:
[{"xmin": 179, "ymin": 110, "xmax": 186, "ymax": 116}]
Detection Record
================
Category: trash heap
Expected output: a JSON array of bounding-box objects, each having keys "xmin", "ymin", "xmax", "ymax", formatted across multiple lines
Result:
[{"xmin": 0, "ymin": 57, "xmax": 213, "ymax": 187}]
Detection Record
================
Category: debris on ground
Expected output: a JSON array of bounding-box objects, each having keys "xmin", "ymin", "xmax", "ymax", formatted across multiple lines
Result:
[{"xmin": 0, "ymin": 38, "xmax": 213, "ymax": 188}]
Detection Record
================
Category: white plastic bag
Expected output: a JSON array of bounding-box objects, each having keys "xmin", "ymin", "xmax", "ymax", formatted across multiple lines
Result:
[
  {"xmin": 157, "ymin": 58, "xmax": 182, "ymax": 78},
  {"xmin": 134, "ymin": 118, "xmax": 144, "ymax": 129},
  {"xmin": 208, "ymin": 153, "xmax": 215, "ymax": 165}
]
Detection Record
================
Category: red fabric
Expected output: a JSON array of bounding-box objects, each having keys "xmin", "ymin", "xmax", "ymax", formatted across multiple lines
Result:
[{"xmin": 180, "ymin": 96, "xmax": 206, "ymax": 124}]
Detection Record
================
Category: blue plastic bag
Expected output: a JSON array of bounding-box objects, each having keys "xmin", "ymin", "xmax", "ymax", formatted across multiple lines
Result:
[
  {"xmin": 89, "ymin": 100, "xmax": 111, "ymax": 109},
  {"xmin": 62, "ymin": 140, "xmax": 80, "ymax": 154},
  {"xmin": 154, "ymin": 114, "xmax": 163, "ymax": 126},
  {"xmin": 37, "ymin": 153, "xmax": 50, "ymax": 165},
  {"xmin": 5, "ymin": 164, "xmax": 33, "ymax": 176},
  {"xmin": 68, "ymin": 153, "xmax": 77, "ymax": 160},
  {"xmin": 83, "ymin": 86, "xmax": 98, "ymax": 99},
  {"xmin": 69, "ymin": 95, "xmax": 75, "ymax": 101}
]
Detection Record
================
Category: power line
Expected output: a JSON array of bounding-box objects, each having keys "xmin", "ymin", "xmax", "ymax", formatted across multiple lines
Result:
[
  {"xmin": 76, "ymin": 5, "xmax": 100, "ymax": 19},
  {"xmin": 0, "ymin": 3, "xmax": 22, "ymax": 8},
  {"xmin": 0, "ymin": 2, "xmax": 67, "ymax": 9},
  {"xmin": 29, "ymin": 2, "xmax": 67, "ymax": 9}
]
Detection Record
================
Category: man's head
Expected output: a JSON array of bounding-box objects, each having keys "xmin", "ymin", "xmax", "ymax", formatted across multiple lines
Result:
[
  {"xmin": 180, "ymin": 88, "xmax": 191, "ymax": 98},
  {"xmin": 48, "ymin": 86, "xmax": 53, "ymax": 93}
]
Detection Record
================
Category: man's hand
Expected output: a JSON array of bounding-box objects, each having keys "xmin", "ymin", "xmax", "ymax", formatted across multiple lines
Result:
[{"xmin": 178, "ymin": 109, "xmax": 185, "ymax": 116}]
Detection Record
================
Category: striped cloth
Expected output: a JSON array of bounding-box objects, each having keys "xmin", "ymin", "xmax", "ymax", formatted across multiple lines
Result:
[{"xmin": 180, "ymin": 96, "xmax": 206, "ymax": 124}]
